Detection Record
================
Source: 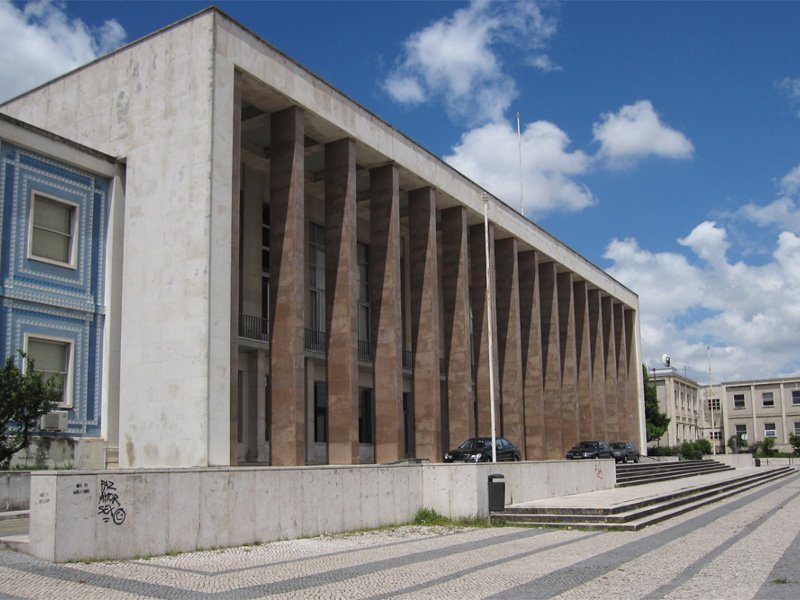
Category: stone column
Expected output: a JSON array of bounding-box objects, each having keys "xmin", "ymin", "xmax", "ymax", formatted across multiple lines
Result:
[
  {"xmin": 469, "ymin": 223, "xmax": 500, "ymax": 437},
  {"xmin": 614, "ymin": 302, "xmax": 628, "ymax": 441},
  {"xmin": 574, "ymin": 281, "xmax": 593, "ymax": 441},
  {"xmin": 539, "ymin": 262, "xmax": 563, "ymax": 459},
  {"xmin": 408, "ymin": 187, "xmax": 441, "ymax": 462},
  {"xmin": 588, "ymin": 290, "xmax": 606, "ymax": 440},
  {"xmin": 625, "ymin": 308, "xmax": 640, "ymax": 444},
  {"xmin": 519, "ymin": 251, "xmax": 544, "ymax": 459},
  {"xmin": 369, "ymin": 164, "xmax": 404, "ymax": 464},
  {"xmin": 495, "ymin": 238, "xmax": 524, "ymax": 454},
  {"xmin": 324, "ymin": 138, "xmax": 359, "ymax": 464},
  {"xmin": 558, "ymin": 272, "xmax": 578, "ymax": 452},
  {"xmin": 441, "ymin": 206, "xmax": 473, "ymax": 449},
  {"xmin": 230, "ymin": 71, "xmax": 242, "ymax": 466},
  {"xmin": 268, "ymin": 106, "xmax": 306, "ymax": 466},
  {"xmin": 601, "ymin": 296, "xmax": 618, "ymax": 441}
]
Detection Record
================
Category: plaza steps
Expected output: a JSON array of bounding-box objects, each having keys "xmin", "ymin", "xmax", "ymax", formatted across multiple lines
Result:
[
  {"xmin": 615, "ymin": 459, "xmax": 734, "ymax": 487},
  {"xmin": 491, "ymin": 466, "xmax": 797, "ymax": 531},
  {"xmin": 0, "ymin": 510, "xmax": 29, "ymax": 553}
]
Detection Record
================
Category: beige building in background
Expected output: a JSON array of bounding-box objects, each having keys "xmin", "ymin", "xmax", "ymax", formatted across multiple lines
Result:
[{"xmin": 650, "ymin": 367, "xmax": 704, "ymax": 448}]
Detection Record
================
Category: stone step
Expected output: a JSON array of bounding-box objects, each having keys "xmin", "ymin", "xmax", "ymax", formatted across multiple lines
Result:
[
  {"xmin": 0, "ymin": 534, "xmax": 29, "ymax": 553},
  {"xmin": 492, "ymin": 467, "xmax": 796, "ymax": 531},
  {"xmin": 615, "ymin": 460, "xmax": 734, "ymax": 487}
]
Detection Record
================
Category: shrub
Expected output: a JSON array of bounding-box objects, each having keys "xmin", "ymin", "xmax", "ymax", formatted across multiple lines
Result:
[
  {"xmin": 679, "ymin": 441, "xmax": 703, "ymax": 461},
  {"xmin": 790, "ymin": 434, "xmax": 800, "ymax": 457},
  {"xmin": 694, "ymin": 438, "xmax": 712, "ymax": 455},
  {"xmin": 647, "ymin": 445, "xmax": 676, "ymax": 457}
]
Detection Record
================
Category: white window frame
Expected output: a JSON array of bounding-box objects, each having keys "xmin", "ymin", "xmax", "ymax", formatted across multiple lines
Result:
[
  {"xmin": 764, "ymin": 423, "xmax": 776, "ymax": 438},
  {"xmin": 27, "ymin": 191, "xmax": 79, "ymax": 269},
  {"xmin": 762, "ymin": 392, "xmax": 774, "ymax": 408},
  {"xmin": 733, "ymin": 394, "xmax": 745, "ymax": 410},
  {"xmin": 792, "ymin": 390, "xmax": 800, "ymax": 406},
  {"xmin": 23, "ymin": 334, "xmax": 74, "ymax": 408},
  {"xmin": 794, "ymin": 422, "xmax": 800, "ymax": 436}
]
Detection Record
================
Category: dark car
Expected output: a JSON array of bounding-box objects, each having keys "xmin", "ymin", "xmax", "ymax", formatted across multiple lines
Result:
[
  {"xmin": 565, "ymin": 440, "xmax": 614, "ymax": 460},
  {"xmin": 611, "ymin": 442, "xmax": 640, "ymax": 463},
  {"xmin": 443, "ymin": 437, "xmax": 521, "ymax": 462}
]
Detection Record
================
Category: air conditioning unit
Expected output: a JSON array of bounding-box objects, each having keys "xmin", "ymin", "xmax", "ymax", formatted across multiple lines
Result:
[{"xmin": 40, "ymin": 410, "xmax": 68, "ymax": 432}]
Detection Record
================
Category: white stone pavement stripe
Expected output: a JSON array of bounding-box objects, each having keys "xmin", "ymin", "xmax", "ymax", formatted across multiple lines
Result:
[
  {"xmin": 754, "ymin": 516, "xmax": 800, "ymax": 599},
  {"xmin": 486, "ymin": 472, "xmax": 800, "ymax": 599},
  {"xmin": 362, "ymin": 531, "xmax": 605, "ymax": 600},
  {"xmin": 128, "ymin": 529, "xmax": 469, "ymax": 577},
  {"xmin": 0, "ymin": 528, "xmax": 550, "ymax": 598},
  {"xmin": 642, "ymin": 483, "xmax": 800, "ymax": 599}
]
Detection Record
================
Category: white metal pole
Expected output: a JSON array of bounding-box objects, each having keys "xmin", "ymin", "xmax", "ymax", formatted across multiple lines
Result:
[
  {"xmin": 484, "ymin": 195, "xmax": 498, "ymax": 463},
  {"xmin": 517, "ymin": 112, "xmax": 524, "ymax": 216},
  {"xmin": 708, "ymin": 345, "xmax": 716, "ymax": 455}
]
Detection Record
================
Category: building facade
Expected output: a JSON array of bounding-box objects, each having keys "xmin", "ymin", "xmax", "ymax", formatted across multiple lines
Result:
[
  {"xmin": 1, "ymin": 9, "xmax": 645, "ymax": 468},
  {"xmin": 650, "ymin": 367, "xmax": 704, "ymax": 448}
]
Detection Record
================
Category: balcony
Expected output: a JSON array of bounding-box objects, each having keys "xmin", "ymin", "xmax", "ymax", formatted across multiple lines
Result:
[
  {"xmin": 305, "ymin": 328, "xmax": 326, "ymax": 353},
  {"xmin": 358, "ymin": 339, "xmax": 371, "ymax": 363},
  {"xmin": 239, "ymin": 314, "xmax": 268, "ymax": 342}
]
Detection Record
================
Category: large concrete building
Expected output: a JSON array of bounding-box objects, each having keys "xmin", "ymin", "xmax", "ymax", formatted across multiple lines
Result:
[{"xmin": 1, "ymin": 8, "xmax": 644, "ymax": 468}]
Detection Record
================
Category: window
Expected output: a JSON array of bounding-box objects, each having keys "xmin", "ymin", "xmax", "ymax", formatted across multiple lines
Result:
[
  {"xmin": 29, "ymin": 193, "xmax": 78, "ymax": 267},
  {"xmin": 762, "ymin": 392, "xmax": 774, "ymax": 408},
  {"xmin": 733, "ymin": 394, "xmax": 745, "ymax": 409},
  {"xmin": 25, "ymin": 337, "xmax": 71, "ymax": 407},
  {"xmin": 314, "ymin": 381, "xmax": 327, "ymax": 443},
  {"xmin": 262, "ymin": 204, "xmax": 270, "ymax": 324},
  {"xmin": 735, "ymin": 424, "xmax": 747, "ymax": 436},
  {"xmin": 358, "ymin": 387, "xmax": 373, "ymax": 444},
  {"xmin": 707, "ymin": 398, "xmax": 720, "ymax": 411},
  {"xmin": 764, "ymin": 423, "xmax": 776, "ymax": 438},
  {"xmin": 794, "ymin": 422, "xmax": 800, "ymax": 436},
  {"xmin": 792, "ymin": 390, "xmax": 800, "ymax": 406},
  {"xmin": 308, "ymin": 223, "xmax": 326, "ymax": 350},
  {"xmin": 709, "ymin": 431, "xmax": 721, "ymax": 440},
  {"xmin": 357, "ymin": 242, "xmax": 370, "ymax": 361}
]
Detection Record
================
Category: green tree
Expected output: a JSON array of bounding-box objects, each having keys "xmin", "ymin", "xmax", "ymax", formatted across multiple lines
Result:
[
  {"xmin": 757, "ymin": 436, "xmax": 777, "ymax": 457},
  {"xmin": 694, "ymin": 438, "xmax": 712, "ymax": 455},
  {"xmin": 643, "ymin": 364, "xmax": 670, "ymax": 443},
  {"xmin": 0, "ymin": 352, "xmax": 60, "ymax": 468},
  {"xmin": 790, "ymin": 434, "xmax": 800, "ymax": 457},
  {"xmin": 727, "ymin": 434, "xmax": 746, "ymax": 453}
]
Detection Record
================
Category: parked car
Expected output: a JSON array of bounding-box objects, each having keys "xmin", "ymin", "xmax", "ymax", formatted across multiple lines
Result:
[
  {"xmin": 610, "ymin": 442, "xmax": 640, "ymax": 463},
  {"xmin": 443, "ymin": 437, "xmax": 521, "ymax": 462},
  {"xmin": 565, "ymin": 440, "xmax": 614, "ymax": 460}
]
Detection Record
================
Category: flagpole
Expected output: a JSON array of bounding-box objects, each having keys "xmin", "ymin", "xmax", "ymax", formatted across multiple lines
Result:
[
  {"xmin": 517, "ymin": 111, "xmax": 524, "ymax": 216},
  {"xmin": 484, "ymin": 195, "xmax": 498, "ymax": 463}
]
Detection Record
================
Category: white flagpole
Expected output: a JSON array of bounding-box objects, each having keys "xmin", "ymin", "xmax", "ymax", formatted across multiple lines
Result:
[
  {"xmin": 517, "ymin": 112, "xmax": 524, "ymax": 216},
  {"xmin": 484, "ymin": 195, "xmax": 498, "ymax": 463}
]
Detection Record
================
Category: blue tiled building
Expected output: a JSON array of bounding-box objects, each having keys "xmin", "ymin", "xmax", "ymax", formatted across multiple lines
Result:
[{"xmin": 0, "ymin": 114, "xmax": 122, "ymax": 450}]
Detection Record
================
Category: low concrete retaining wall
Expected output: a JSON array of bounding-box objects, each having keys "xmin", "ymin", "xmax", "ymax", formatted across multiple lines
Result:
[
  {"xmin": 27, "ymin": 459, "xmax": 615, "ymax": 562},
  {"xmin": 0, "ymin": 472, "xmax": 30, "ymax": 511},
  {"xmin": 711, "ymin": 454, "xmax": 755, "ymax": 468}
]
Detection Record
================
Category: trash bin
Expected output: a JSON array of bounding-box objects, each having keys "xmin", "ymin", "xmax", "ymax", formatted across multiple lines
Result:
[
  {"xmin": 488, "ymin": 474, "xmax": 505, "ymax": 512},
  {"xmin": 754, "ymin": 458, "xmax": 761, "ymax": 467}
]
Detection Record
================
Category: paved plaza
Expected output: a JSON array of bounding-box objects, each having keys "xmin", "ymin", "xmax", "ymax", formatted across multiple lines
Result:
[{"xmin": 0, "ymin": 471, "xmax": 798, "ymax": 599}]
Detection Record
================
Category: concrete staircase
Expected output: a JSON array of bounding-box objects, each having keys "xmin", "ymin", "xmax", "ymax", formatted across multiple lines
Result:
[
  {"xmin": 491, "ymin": 466, "xmax": 797, "ymax": 531},
  {"xmin": 615, "ymin": 459, "xmax": 734, "ymax": 487}
]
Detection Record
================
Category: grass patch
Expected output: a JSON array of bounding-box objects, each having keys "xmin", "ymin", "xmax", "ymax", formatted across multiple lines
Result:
[{"xmin": 412, "ymin": 507, "xmax": 490, "ymax": 528}]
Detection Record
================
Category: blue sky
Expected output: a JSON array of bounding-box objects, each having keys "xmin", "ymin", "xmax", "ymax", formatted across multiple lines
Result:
[{"xmin": 2, "ymin": 0, "xmax": 800, "ymax": 383}]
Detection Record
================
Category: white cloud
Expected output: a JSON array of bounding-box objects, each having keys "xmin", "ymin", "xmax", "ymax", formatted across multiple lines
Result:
[
  {"xmin": 0, "ymin": 0, "xmax": 126, "ymax": 102},
  {"xmin": 592, "ymin": 100, "xmax": 694, "ymax": 168},
  {"xmin": 776, "ymin": 77, "xmax": 800, "ymax": 118},
  {"xmin": 444, "ymin": 119, "xmax": 594, "ymax": 216},
  {"xmin": 384, "ymin": 0, "xmax": 558, "ymax": 124},
  {"xmin": 605, "ymin": 206, "xmax": 800, "ymax": 381},
  {"xmin": 780, "ymin": 163, "xmax": 800, "ymax": 197}
]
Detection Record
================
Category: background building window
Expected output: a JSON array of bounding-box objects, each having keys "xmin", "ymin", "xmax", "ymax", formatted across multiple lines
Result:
[
  {"xmin": 792, "ymin": 390, "xmax": 800, "ymax": 406},
  {"xmin": 733, "ymin": 394, "xmax": 745, "ymax": 409},
  {"xmin": 358, "ymin": 387, "xmax": 373, "ymax": 444},
  {"xmin": 735, "ymin": 424, "xmax": 747, "ymax": 436},
  {"xmin": 30, "ymin": 193, "xmax": 77, "ymax": 266},
  {"xmin": 308, "ymin": 223, "xmax": 326, "ymax": 350},
  {"xmin": 26, "ymin": 337, "xmax": 71, "ymax": 406},
  {"xmin": 762, "ymin": 392, "xmax": 774, "ymax": 407},
  {"xmin": 357, "ymin": 242, "xmax": 370, "ymax": 362},
  {"xmin": 794, "ymin": 422, "xmax": 800, "ymax": 436},
  {"xmin": 764, "ymin": 423, "xmax": 776, "ymax": 438},
  {"xmin": 707, "ymin": 398, "xmax": 720, "ymax": 411},
  {"xmin": 314, "ymin": 381, "xmax": 327, "ymax": 443}
]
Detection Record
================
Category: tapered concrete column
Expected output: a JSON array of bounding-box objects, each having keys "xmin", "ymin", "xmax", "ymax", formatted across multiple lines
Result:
[
  {"xmin": 519, "ymin": 251, "xmax": 544, "ymax": 459},
  {"xmin": 269, "ymin": 106, "xmax": 306, "ymax": 466},
  {"xmin": 601, "ymin": 296, "xmax": 618, "ymax": 440},
  {"xmin": 369, "ymin": 164, "xmax": 404, "ymax": 464},
  {"xmin": 441, "ymin": 206, "xmax": 473, "ymax": 450},
  {"xmin": 539, "ymin": 262, "xmax": 563, "ymax": 459},
  {"xmin": 469, "ymin": 223, "xmax": 500, "ymax": 437},
  {"xmin": 557, "ymin": 272, "xmax": 578, "ymax": 452},
  {"xmin": 230, "ymin": 71, "xmax": 242, "ymax": 466},
  {"xmin": 408, "ymin": 187, "xmax": 441, "ymax": 462},
  {"xmin": 495, "ymin": 238, "xmax": 524, "ymax": 453},
  {"xmin": 588, "ymin": 290, "xmax": 606, "ymax": 439},
  {"xmin": 574, "ymin": 281, "xmax": 593, "ymax": 441},
  {"xmin": 624, "ymin": 308, "xmax": 640, "ymax": 443},
  {"xmin": 614, "ymin": 302, "xmax": 628, "ymax": 441},
  {"xmin": 324, "ymin": 138, "xmax": 359, "ymax": 465}
]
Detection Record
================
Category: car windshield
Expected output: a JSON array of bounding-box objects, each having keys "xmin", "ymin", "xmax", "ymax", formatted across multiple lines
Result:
[
  {"xmin": 459, "ymin": 439, "xmax": 490, "ymax": 450},
  {"xmin": 611, "ymin": 443, "xmax": 627, "ymax": 449},
  {"xmin": 576, "ymin": 442, "xmax": 598, "ymax": 450}
]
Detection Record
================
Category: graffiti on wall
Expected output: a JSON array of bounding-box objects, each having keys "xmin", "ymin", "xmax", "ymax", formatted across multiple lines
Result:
[{"xmin": 97, "ymin": 479, "xmax": 126, "ymax": 525}]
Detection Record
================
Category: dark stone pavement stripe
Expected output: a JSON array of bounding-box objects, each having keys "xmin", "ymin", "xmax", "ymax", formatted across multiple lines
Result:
[
  {"xmin": 486, "ymin": 472, "xmax": 800, "ymax": 599},
  {"xmin": 643, "ymin": 484, "xmax": 800, "ymax": 599},
  {"xmin": 754, "ymin": 492, "xmax": 800, "ymax": 599},
  {"xmin": 363, "ymin": 531, "xmax": 604, "ymax": 600}
]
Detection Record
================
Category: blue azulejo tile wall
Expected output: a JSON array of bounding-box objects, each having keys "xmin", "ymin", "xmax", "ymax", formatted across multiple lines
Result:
[{"xmin": 0, "ymin": 141, "xmax": 109, "ymax": 438}]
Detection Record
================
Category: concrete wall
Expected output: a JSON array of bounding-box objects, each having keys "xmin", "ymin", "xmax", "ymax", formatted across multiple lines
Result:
[
  {"xmin": 0, "ymin": 472, "xmax": 30, "ymax": 511},
  {"xmin": 9, "ymin": 438, "xmax": 107, "ymax": 471},
  {"xmin": 27, "ymin": 460, "xmax": 614, "ymax": 562}
]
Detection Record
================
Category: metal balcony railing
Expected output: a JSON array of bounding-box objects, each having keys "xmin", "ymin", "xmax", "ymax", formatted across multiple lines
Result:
[
  {"xmin": 305, "ymin": 328, "xmax": 326, "ymax": 353},
  {"xmin": 402, "ymin": 350, "xmax": 412, "ymax": 371},
  {"xmin": 239, "ymin": 314, "xmax": 269, "ymax": 341},
  {"xmin": 358, "ymin": 339, "xmax": 371, "ymax": 363}
]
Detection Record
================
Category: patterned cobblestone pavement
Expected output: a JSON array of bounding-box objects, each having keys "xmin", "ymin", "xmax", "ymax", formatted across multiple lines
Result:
[{"xmin": 1, "ymin": 472, "xmax": 798, "ymax": 599}]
